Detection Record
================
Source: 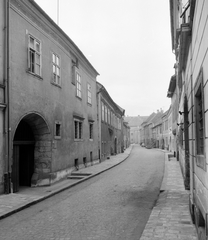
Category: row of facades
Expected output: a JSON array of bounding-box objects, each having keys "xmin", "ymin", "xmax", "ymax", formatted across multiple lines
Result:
[
  {"xmin": 0, "ymin": 0, "xmax": 130, "ymax": 194},
  {"xmin": 140, "ymin": 1, "xmax": 208, "ymax": 237},
  {"xmin": 169, "ymin": 0, "xmax": 208, "ymax": 238},
  {"xmin": 139, "ymin": 108, "xmax": 176, "ymax": 154}
]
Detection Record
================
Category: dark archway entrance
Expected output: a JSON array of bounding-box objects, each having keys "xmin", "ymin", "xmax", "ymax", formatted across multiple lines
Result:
[
  {"xmin": 12, "ymin": 121, "xmax": 35, "ymax": 191},
  {"xmin": 12, "ymin": 113, "xmax": 51, "ymax": 193}
]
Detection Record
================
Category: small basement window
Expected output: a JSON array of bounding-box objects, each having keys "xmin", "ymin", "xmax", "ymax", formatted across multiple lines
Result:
[{"xmin": 55, "ymin": 121, "xmax": 61, "ymax": 139}]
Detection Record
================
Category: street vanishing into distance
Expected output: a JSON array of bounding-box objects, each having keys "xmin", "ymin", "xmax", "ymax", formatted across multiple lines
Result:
[{"xmin": 0, "ymin": 145, "xmax": 165, "ymax": 240}]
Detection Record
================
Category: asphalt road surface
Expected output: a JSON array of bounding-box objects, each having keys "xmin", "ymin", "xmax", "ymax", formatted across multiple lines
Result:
[{"xmin": 0, "ymin": 145, "xmax": 165, "ymax": 240}]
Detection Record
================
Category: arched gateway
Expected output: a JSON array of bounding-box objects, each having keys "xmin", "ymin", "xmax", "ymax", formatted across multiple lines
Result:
[{"xmin": 12, "ymin": 113, "xmax": 51, "ymax": 193}]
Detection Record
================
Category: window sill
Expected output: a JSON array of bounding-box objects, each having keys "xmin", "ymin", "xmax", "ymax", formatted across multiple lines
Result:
[
  {"xmin": 26, "ymin": 70, "xmax": 43, "ymax": 80},
  {"xmin": 87, "ymin": 103, "xmax": 92, "ymax": 107},
  {"xmin": 89, "ymin": 139, "xmax": 93, "ymax": 141},
  {"xmin": 51, "ymin": 81, "xmax": 61, "ymax": 88},
  {"xmin": 74, "ymin": 139, "xmax": 83, "ymax": 142},
  {"xmin": 54, "ymin": 136, "xmax": 61, "ymax": 140},
  {"xmin": 76, "ymin": 96, "xmax": 82, "ymax": 101}
]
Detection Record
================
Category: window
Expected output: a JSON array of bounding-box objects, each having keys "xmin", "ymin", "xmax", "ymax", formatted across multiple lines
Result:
[
  {"xmin": 52, "ymin": 53, "xmax": 61, "ymax": 85},
  {"xmin": 74, "ymin": 119, "xmax": 83, "ymax": 140},
  {"xmin": 101, "ymin": 103, "xmax": 105, "ymax": 121},
  {"xmin": 55, "ymin": 121, "xmax": 61, "ymax": 139},
  {"xmin": 87, "ymin": 83, "xmax": 92, "ymax": 104},
  {"xmin": 196, "ymin": 88, "xmax": 204, "ymax": 154},
  {"xmin": 89, "ymin": 123, "xmax": 93, "ymax": 139},
  {"xmin": 111, "ymin": 113, "xmax": 114, "ymax": 127},
  {"xmin": 105, "ymin": 106, "xmax": 108, "ymax": 123},
  {"xmin": 28, "ymin": 35, "xmax": 41, "ymax": 76},
  {"xmin": 194, "ymin": 68, "xmax": 205, "ymax": 170},
  {"xmin": 195, "ymin": 72, "xmax": 204, "ymax": 155},
  {"xmin": 76, "ymin": 73, "xmax": 82, "ymax": 98},
  {"xmin": 108, "ymin": 109, "xmax": 111, "ymax": 125}
]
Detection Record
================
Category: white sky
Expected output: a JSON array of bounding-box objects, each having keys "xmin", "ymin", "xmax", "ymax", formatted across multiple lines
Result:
[{"xmin": 35, "ymin": 0, "xmax": 175, "ymax": 116}]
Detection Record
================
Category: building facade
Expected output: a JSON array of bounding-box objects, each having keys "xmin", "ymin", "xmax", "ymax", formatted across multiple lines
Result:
[
  {"xmin": 1, "ymin": 0, "xmax": 100, "ymax": 193},
  {"xmin": 161, "ymin": 108, "xmax": 174, "ymax": 151},
  {"xmin": 0, "ymin": 0, "xmax": 7, "ymax": 193},
  {"xmin": 124, "ymin": 116, "xmax": 147, "ymax": 144},
  {"xmin": 123, "ymin": 121, "xmax": 130, "ymax": 150},
  {"xmin": 167, "ymin": 74, "xmax": 177, "ymax": 157},
  {"xmin": 97, "ymin": 82, "xmax": 125, "ymax": 161},
  {"xmin": 152, "ymin": 122, "xmax": 163, "ymax": 149},
  {"xmin": 170, "ymin": 0, "xmax": 208, "ymax": 237}
]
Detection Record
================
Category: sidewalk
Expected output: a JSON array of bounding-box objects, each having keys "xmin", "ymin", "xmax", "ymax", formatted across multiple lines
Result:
[
  {"xmin": 0, "ymin": 146, "xmax": 198, "ymax": 240},
  {"xmin": 0, "ymin": 146, "xmax": 133, "ymax": 220},
  {"xmin": 140, "ymin": 152, "xmax": 198, "ymax": 240}
]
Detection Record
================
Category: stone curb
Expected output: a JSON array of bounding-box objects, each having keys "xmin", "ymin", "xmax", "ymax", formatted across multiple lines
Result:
[{"xmin": 0, "ymin": 148, "xmax": 132, "ymax": 220}]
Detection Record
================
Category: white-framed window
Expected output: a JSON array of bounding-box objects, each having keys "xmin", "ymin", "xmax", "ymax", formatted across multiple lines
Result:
[
  {"xmin": 76, "ymin": 73, "xmax": 82, "ymax": 98},
  {"xmin": 74, "ymin": 118, "xmax": 83, "ymax": 140},
  {"xmin": 87, "ymin": 83, "xmax": 92, "ymax": 104},
  {"xmin": 52, "ymin": 53, "xmax": 61, "ymax": 85},
  {"xmin": 28, "ymin": 35, "xmax": 41, "ymax": 76}
]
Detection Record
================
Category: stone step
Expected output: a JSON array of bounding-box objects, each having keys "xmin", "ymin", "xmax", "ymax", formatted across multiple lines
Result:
[
  {"xmin": 71, "ymin": 172, "xmax": 92, "ymax": 176},
  {"xmin": 67, "ymin": 175, "xmax": 85, "ymax": 180}
]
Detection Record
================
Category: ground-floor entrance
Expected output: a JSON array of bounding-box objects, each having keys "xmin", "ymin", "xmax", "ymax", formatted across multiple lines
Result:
[{"xmin": 12, "ymin": 113, "xmax": 51, "ymax": 193}]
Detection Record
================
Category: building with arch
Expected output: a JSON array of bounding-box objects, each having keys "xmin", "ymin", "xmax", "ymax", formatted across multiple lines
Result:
[{"xmin": 1, "ymin": 0, "xmax": 99, "ymax": 193}]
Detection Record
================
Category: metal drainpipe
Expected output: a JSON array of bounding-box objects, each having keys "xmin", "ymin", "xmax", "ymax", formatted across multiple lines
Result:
[{"xmin": 4, "ymin": 0, "xmax": 11, "ymax": 194}]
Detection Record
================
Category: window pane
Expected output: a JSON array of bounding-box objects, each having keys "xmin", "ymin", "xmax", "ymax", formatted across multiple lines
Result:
[
  {"xmin": 79, "ymin": 122, "xmax": 82, "ymax": 139},
  {"xmin": 57, "ymin": 76, "xmax": 60, "ymax": 85},
  {"xmin": 56, "ymin": 56, "xmax": 60, "ymax": 66},
  {"xmin": 57, "ymin": 67, "xmax": 60, "ymax": 76},
  {"xmin": 29, "ymin": 50, "xmax": 35, "ymax": 73},
  {"xmin": 52, "ymin": 54, "xmax": 56, "ymax": 63},
  {"xmin": 29, "ymin": 37, "xmax": 34, "ymax": 48},
  {"xmin": 56, "ymin": 124, "xmax": 61, "ymax": 136},
  {"xmin": 36, "ymin": 64, "xmax": 40, "ymax": 75},
  {"xmin": 74, "ymin": 121, "xmax": 78, "ymax": 138},
  {"xmin": 53, "ymin": 64, "xmax": 56, "ymax": 73},
  {"xmin": 36, "ymin": 41, "xmax": 40, "ymax": 52},
  {"xmin": 89, "ymin": 124, "xmax": 93, "ymax": 139},
  {"xmin": 36, "ymin": 53, "xmax": 40, "ymax": 64}
]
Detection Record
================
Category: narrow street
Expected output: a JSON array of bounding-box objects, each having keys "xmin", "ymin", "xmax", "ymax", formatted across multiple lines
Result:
[{"xmin": 0, "ymin": 145, "xmax": 165, "ymax": 240}]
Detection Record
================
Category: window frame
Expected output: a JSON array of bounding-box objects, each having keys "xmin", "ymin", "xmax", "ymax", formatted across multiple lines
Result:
[
  {"xmin": 87, "ymin": 83, "xmax": 92, "ymax": 105},
  {"xmin": 105, "ymin": 105, "xmax": 108, "ymax": 123},
  {"xmin": 194, "ymin": 68, "xmax": 206, "ymax": 171},
  {"xmin": 76, "ymin": 72, "xmax": 82, "ymax": 99},
  {"xmin": 74, "ymin": 118, "xmax": 83, "ymax": 141},
  {"xmin": 52, "ymin": 53, "xmax": 61, "ymax": 86},
  {"xmin": 28, "ymin": 34, "xmax": 42, "ymax": 77},
  {"xmin": 89, "ymin": 122, "xmax": 93, "ymax": 140},
  {"xmin": 101, "ymin": 102, "xmax": 105, "ymax": 122},
  {"xmin": 54, "ymin": 121, "xmax": 61, "ymax": 139}
]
